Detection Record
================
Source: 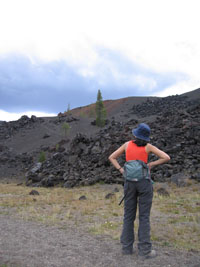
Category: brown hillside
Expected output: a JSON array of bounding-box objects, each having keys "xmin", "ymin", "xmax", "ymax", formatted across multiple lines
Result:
[{"xmin": 65, "ymin": 96, "xmax": 158, "ymax": 118}]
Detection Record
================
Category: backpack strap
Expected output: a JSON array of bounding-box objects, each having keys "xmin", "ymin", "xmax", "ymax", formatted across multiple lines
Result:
[
  {"xmin": 136, "ymin": 160, "xmax": 150, "ymax": 179},
  {"xmin": 119, "ymin": 182, "xmax": 129, "ymax": 205}
]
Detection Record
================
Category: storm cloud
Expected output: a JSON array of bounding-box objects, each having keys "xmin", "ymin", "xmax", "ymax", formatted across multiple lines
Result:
[{"xmin": 0, "ymin": 50, "xmax": 186, "ymax": 114}]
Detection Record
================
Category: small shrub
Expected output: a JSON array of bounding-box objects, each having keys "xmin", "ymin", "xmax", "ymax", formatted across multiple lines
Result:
[
  {"xmin": 62, "ymin": 122, "xmax": 70, "ymax": 137},
  {"xmin": 56, "ymin": 144, "xmax": 59, "ymax": 151},
  {"xmin": 38, "ymin": 151, "xmax": 46, "ymax": 163}
]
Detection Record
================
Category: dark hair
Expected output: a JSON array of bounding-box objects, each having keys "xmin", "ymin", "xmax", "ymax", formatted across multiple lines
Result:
[{"xmin": 133, "ymin": 138, "xmax": 148, "ymax": 147}]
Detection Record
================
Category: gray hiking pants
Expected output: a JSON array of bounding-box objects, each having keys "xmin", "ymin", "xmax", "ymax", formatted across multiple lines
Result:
[{"xmin": 120, "ymin": 179, "xmax": 153, "ymax": 255}]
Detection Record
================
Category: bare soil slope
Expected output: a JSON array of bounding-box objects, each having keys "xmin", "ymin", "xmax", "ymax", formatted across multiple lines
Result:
[{"xmin": 1, "ymin": 214, "xmax": 200, "ymax": 267}]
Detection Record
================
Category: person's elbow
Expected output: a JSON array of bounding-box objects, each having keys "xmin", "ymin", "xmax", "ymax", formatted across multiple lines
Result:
[
  {"xmin": 108, "ymin": 153, "xmax": 116, "ymax": 162},
  {"xmin": 165, "ymin": 154, "xmax": 170, "ymax": 162},
  {"xmin": 108, "ymin": 155, "xmax": 113, "ymax": 162}
]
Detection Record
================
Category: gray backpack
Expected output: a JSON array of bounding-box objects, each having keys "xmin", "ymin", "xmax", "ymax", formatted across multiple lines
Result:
[
  {"xmin": 119, "ymin": 160, "xmax": 151, "ymax": 205},
  {"xmin": 123, "ymin": 160, "xmax": 150, "ymax": 182}
]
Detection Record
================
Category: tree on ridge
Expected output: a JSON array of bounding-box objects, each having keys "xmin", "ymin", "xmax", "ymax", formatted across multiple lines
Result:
[{"xmin": 95, "ymin": 89, "xmax": 107, "ymax": 127}]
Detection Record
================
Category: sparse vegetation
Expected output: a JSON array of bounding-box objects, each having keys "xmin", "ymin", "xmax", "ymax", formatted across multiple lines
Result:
[
  {"xmin": 0, "ymin": 182, "xmax": 200, "ymax": 252},
  {"xmin": 38, "ymin": 151, "xmax": 46, "ymax": 163},
  {"xmin": 62, "ymin": 122, "xmax": 70, "ymax": 137},
  {"xmin": 55, "ymin": 143, "xmax": 60, "ymax": 151}
]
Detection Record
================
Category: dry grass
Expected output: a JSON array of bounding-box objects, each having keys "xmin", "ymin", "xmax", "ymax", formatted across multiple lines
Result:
[
  {"xmin": 0, "ymin": 181, "xmax": 200, "ymax": 252},
  {"xmin": 151, "ymin": 183, "xmax": 200, "ymax": 251}
]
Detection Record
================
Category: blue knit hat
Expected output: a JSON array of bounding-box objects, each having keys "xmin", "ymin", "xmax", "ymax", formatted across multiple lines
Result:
[{"xmin": 132, "ymin": 123, "xmax": 151, "ymax": 141}]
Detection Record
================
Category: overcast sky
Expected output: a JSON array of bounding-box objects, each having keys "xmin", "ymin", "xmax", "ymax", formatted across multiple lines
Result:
[{"xmin": 0, "ymin": 0, "xmax": 199, "ymax": 121}]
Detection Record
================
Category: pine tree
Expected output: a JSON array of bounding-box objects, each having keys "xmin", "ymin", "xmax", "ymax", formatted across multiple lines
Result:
[
  {"xmin": 95, "ymin": 89, "xmax": 106, "ymax": 127},
  {"xmin": 67, "ymin": 103, "xmax": 70, "ymax": 114}
]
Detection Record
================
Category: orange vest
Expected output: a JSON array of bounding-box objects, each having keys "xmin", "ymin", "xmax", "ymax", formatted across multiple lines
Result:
[{"xmin": 126, "ymin": 141, "xmax": 148, "ymax": 163}]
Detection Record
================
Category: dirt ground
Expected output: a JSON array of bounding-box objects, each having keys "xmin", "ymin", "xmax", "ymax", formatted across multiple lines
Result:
[{"xmin": 1, "ymin": 214, "xmax": 200, "ymax": 267}]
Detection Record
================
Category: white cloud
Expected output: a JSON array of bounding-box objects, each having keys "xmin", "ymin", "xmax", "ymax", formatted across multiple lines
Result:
[
  {"xmin": 156, "ymin": 79, "xmax": 200, "ymax": 97},
  {"xmin": 133, "ymin": 75, "xmax": 157, "ymax": 91},
  {"xmin": 0, "ymin": 0, "xmax": 199, "ymax": 97},
  {"xmin": 0, "ymin": 110, "xmax": 56, "ymax": 122}
]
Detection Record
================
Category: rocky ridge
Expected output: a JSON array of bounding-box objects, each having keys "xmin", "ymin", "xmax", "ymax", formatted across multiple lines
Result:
[{"xmin": 0, "ymin": 90, "xmax": 200, "ymax": 187}]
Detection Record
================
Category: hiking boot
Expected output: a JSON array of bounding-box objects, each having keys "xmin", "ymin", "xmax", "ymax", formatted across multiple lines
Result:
[
  {"xmin": 122, "ymin": 249, "xmax": 133, "ymax": 255},
  {"xmin": 145, "ymin": 250, "xmax": 156, "ymax": 259},
  {"xmin": 139, "ymin": 250, "xmax": 157, "ymax": 259}
]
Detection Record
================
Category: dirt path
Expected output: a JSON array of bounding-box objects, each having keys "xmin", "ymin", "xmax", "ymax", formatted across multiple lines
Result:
[{"xmin": 0, "ymin": 215, "xmax": 200, "ymax": 267}]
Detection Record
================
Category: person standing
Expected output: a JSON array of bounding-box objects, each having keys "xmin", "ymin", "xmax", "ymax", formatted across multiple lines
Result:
[{"xmin": 108, "ymin": 123, "xmax": 170, "ymax": 259}]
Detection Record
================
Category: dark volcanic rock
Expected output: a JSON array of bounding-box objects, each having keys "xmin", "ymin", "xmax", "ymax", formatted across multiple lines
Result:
[
  {"xmin": 0, "ymin": 115, "xmax": 42, "ymax": 140},
  {"xmin": 43, "ymin": 133, "xmax": 50, "ymax": 139},
  {"xmin": 191, "ymin": 173, "xmax": 200, "ymax": 182},
  {"xmin": 131, "ymin": 95, "xmax": 194, "ymax": 117},
  {"xmin": 1, "ymin": 90, "xmax": 200, "ymax": 186},
  {"xmin": 156, "ymin": 187, "xmax": 170, "ymax": 197},
  {"xmin": 105, "ymin": 193, "xmax": 115, "ymax": 199},
  {"xmin": 29, "ymin": 190, "xmax": 40, "ymax": 195},
  {"xmin": 23, "ymin": 97, "xmax": 200, "ymax": 187},
  {"xmin": 170, "ymin": 173, "xmax": 189, "ymax": 187},
  {"xmin": 79, "ymin": 195, "xmax": 87, "ymax": 200}
]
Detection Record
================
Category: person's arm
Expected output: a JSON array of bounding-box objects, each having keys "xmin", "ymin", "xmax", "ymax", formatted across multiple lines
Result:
[
  {"xmin": 146, "ymin": 144, "xmax": 170, "ymax": 169},
  {"xmin": 108, "ymin": 143, "xmax": 126, "ymax": 174}
]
